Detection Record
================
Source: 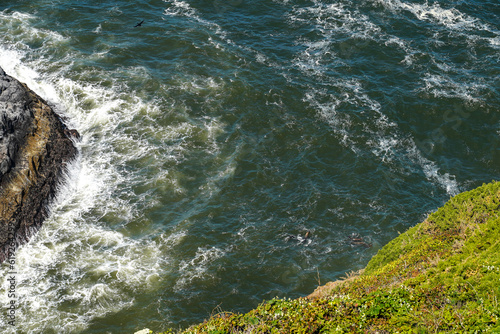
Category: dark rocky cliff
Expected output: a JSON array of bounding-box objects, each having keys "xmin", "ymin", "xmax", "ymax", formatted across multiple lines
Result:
[{"xmin": 0, "ymin": 67, "xmax": 78, "ymax": 262}]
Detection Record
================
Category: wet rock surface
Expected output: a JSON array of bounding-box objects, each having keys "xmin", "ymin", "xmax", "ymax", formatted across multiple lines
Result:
[{"xmin": 0, "ymin": 67, "xmax": 78, "ymax": 262}]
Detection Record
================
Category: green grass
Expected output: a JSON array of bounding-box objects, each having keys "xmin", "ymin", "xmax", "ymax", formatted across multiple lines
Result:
[{"xmin": 156, "ymin": 181, "xmax": 500, "ymax": 333}]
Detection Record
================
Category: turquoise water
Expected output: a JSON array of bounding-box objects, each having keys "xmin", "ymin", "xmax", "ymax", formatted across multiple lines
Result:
[{"xmin": 0, "ymin": 0, "xmax": 499, "ymax": 332}]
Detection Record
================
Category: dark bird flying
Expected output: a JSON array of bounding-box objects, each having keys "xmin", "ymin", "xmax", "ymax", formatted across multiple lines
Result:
[{"xmin": 134, "ymin": 20, "xmax": 144, "ymax": 27}]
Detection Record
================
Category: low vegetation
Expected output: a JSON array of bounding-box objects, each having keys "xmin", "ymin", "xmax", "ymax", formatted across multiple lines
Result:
[{"xmin": 154, "ymin": 181, "xmax": 500, "ymax": 333}]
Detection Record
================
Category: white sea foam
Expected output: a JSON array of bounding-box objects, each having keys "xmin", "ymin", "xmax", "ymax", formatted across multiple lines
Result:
[
  {"xmin": 0, "ymin": 47, "xmax": 32, "ymax": 78},
  {"xmin": 0, "ymin": 152, "xmax": 165, "ymax": 333},
  {"xmin": 0, "ymin": 7, "xmax": 238, "ymax": 329},
  {"xmin": 0, "ymin": 12, "xmax": 197, "ymax": 332},
  {"xmin": 93, "ymin": 24, "xmax": 102, "ymax": 34},
  {"xmin": 375, "ymin": 0, "xmax": 494, "ymax": 32},
  {"xmin": 290, "ymin": 1, "xmax": 380, "ymax": 35},
  {"xmin": 299, "ymin": 55, "xmax": 460, "ymax": 196},
  {"xmin": 289, "ymin": 1, "xmax": 381, "ymax": 75},
  {"xmin": 491, "ymin": 36, "xmax": 500, "ymax": 47},
  {"xmin": 0, "ymin": 10, "xmax": 68, "ymax": 52},
  {"xmin": 419, "ymin": 73, "xmax": 488, "ymax": 101},
  {"xmin": 302, "ymin": 77, "xmax": 396, "ymax": 152},
  {"xmin": 163, "ymin": 0, "xmax": 230, "ymax": 42},
  {"xmin": 286, "ymin": 1, "xmax": 477, "ymax": 198},
  {"xmin": 370, "ymin": 136, "xmax": 400, "ymax": 163},
  {"xmin": 371, "ymin": 133, "xmax": 460, "ymax": 196},
  {"xmin": 289, "ymin": 1, "xmax": 400, "ymax": 151},
  {"xmin": 163, "ymin": 0, "xmax": 196, "ymax": 17},
  {"xmin": 302, "ymin": 89, "xmax": 351, "ymax": 147},
  {"xmin": 408, "ymin": 141, "xmax": 459, "ymax": 196},
  {"xmin": 175, "ymin": 246, "xmax": 226, "ymax": 291}
]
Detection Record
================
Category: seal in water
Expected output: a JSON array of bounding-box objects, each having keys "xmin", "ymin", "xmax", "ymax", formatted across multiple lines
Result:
[
  {"xmin": 346, "ymin": 233, "xmax": 372, "ymax": 248},
  {"xmin": 285, "ymin": 231, "xmax": 312, "ymax": 245}
]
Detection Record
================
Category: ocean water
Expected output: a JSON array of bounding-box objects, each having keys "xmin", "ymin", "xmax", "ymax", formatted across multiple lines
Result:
[{"xmin": 0, "ymin": 0, "xmax": 498, "ymax": 332}]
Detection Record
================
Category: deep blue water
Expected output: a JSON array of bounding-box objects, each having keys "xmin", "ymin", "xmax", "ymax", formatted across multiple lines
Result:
[{"xmin": 0, "ymin": 0, "xmax": 499, "ymax": 332}]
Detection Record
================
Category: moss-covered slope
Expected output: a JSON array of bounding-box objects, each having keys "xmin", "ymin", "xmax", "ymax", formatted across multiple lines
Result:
[{"xmin": 167, "ymin": 181, "xmax": 500, "ymax": 333}]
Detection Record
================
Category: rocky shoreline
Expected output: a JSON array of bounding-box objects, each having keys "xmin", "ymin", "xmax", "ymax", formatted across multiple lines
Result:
[{"xmin": 0, "ymin": 67, "xmax": 78, "ymax": 263}]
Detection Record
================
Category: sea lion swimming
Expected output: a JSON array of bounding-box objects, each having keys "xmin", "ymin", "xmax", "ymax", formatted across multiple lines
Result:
[
  {"xmin": 285, "ymin": 231, "xmax": 312, "ymax": 245},
  {"xmin": 347, "ymin": 233, "xmax": 372, "ymax": 248}
]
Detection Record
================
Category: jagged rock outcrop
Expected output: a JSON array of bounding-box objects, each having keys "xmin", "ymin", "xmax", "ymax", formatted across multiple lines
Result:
[{"xmin": 0, "ymin": 67, "xmax": 78, "ymax": 262}]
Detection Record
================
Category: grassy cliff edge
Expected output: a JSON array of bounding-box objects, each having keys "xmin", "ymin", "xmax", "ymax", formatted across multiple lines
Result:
[{"xmin": 155, "ymin": 181, "xmax": 500, "ymax": 333}]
